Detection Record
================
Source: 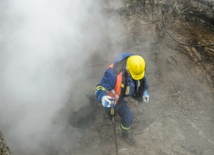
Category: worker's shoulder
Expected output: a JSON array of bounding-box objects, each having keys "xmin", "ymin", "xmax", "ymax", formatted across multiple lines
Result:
[
  {"xmin": 104, "ymin": 67, "xmax": 117, "ymax": 77},
  {"xmin": 100, "ymin": 68, "xmax": 117, "ymax": 87}
]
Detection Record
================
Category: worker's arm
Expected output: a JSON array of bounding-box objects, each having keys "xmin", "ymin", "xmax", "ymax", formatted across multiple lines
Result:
[
  {"xmin": 142, "ymin": 76, "xmax": 149, "ymax": 103},
  {"xmin": 95, "ymin": 68, "xmax": 117, "ymax": 103},
  {"xmin": 131, "ymin": 75, "xmax": 149, "ymax": 103},
  {"xmin": 142, "ymin": 75, "xmax": 149, "ymax": 91}
]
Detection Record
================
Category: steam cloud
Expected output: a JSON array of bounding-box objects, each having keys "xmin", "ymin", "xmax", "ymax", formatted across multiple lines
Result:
[{"xmin": 0, "ymin": 0, "xmax": 106, "ymax": 154}]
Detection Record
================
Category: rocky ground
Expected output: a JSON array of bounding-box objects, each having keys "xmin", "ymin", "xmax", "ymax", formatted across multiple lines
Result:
[{"xmin": 71, "ymin": 1, "xmax": 214, "ymax": 155}]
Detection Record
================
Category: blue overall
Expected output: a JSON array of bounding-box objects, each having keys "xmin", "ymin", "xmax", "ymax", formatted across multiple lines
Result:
[{"xmin": 95, "ymin": 52, "xmax": 148, "ymax": 129}]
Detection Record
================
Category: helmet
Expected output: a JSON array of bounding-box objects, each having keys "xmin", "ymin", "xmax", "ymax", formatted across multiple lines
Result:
[{"xmin": 126, "ymin": 55, "xmax": 146, "ymax": 80}]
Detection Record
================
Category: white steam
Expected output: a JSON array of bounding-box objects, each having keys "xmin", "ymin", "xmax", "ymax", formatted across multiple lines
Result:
[{"xmin": 0, "ymin": 0, "xmax": 105, "ymax": 154}]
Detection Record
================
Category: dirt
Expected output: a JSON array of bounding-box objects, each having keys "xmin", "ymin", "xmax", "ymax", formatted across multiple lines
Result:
[{"xmin": 70, "ymin": 2, "xmax": 214, "ymax": 155}]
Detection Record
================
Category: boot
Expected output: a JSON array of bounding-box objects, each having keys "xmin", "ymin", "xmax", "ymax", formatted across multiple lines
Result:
[{"xmin": 121, "ymin": 129, "xmax": 136, "ymax": 146}]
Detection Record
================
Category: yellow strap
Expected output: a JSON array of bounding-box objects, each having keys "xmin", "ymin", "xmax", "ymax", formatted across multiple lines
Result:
[
  {"xmin": 125, "ymin": 86, "xmax": 130, "ymax": 95},
  {"xmin": 121, "ymin": 84, "xmax": 124, "ymax": 88},
  {"xmin": 111, "ymin": 109, "xmax": 114, "ymax": 115}
]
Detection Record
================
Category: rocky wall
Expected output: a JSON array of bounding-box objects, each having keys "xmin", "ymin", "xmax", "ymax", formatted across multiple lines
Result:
[
  {"xmin": 0, "ymin": 132, "xmax": 12, "ymax": 155},
  {"xmin": 124, "ymin": 0, "xmax": 214, "ymax": 83},
  {"xmin": 126, "ymin": 0, "xmax": 214, "ymax": 26}
]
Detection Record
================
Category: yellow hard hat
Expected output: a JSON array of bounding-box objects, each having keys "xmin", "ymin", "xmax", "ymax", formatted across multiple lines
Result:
[{"xmin": 126, "ymin": 55, "xmax": 146, "ymax": 80}]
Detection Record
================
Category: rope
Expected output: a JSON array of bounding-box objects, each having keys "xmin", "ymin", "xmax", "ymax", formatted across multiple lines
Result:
[
  {"xmin": 111, "ymin": 100, "xmax": 118, "ymax": 155},
  {"xmin": 112, "ymin": 116, "xmax": 118, "ymax": 155}
]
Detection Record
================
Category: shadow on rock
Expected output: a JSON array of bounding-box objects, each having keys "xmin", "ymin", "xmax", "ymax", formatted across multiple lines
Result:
[{"xmin": 68, "ymin": 92, "xmax": 101, "ymax": 130}]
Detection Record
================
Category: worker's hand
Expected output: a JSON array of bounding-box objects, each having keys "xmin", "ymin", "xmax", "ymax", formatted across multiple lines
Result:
[
  {"xmin": 101, "ymin": 95, "xmax": 114, "ymax": 108},
  {"xmin": 143, "ymin": 90, "xmax": 149, "ymax": 103}
]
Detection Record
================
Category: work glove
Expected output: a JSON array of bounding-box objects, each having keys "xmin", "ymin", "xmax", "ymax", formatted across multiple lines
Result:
[
  {"xmin": 143, "ymin": 90, "xmax": 149, "ymax": 103},
  {"xmin": 101, "ymin": 95, "xmax": 115, "ymax": 108}
]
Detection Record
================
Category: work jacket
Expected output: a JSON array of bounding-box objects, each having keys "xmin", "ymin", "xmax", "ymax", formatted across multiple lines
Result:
[{"xmin": 95, "ymin": 53, "xmax": 148, "ymax": 104}]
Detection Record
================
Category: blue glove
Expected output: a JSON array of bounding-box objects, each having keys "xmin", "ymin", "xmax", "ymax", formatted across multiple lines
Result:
[
  {"xmin": 143, "ymin": 90, "xmax": 149, "ymax": 103},
  {"xmin": 101, "ymin": 96, "xmax": 114, "ymax": 107}
]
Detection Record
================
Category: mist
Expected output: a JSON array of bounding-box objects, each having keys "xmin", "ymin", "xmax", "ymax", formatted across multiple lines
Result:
[{"xmin": 0, "ymin": 0, "xmax": 108, "ymax": 154}]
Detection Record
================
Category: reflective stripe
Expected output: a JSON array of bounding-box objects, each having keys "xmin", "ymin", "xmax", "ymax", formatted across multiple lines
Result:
[
  {"xmin": 115, "ymin": 94, "xmax": 119, "ymax": 99},
  {"xmin": 95, "ymin": 85, "xmax": 108, "ymax": 94},
  {"xmin": 111, "ymin": 89, "xmax": 115, "ymax": 94},
  {"xmin": 110, "ymin": 90, "xmax": 119, "ymax": 99},
  {"xmin": 121, "ymin": 123, "xmax": 130, "ymax": 130}
]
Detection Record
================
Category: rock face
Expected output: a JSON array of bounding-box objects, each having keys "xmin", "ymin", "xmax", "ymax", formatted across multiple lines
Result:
[
  {"xmin": 125, "ymin": 0, "xmax": 214, "ymax": 83},
  {"xmin": 0, "ymin": 132, "xmax": 12, "ymax": 155},
  {"xmin": 75, "ymin": 1, "xmax": 214, "ymax": 154},
  {"xmin": 126, "ymin": 0, "xmax": 214, "ymax": 22}
]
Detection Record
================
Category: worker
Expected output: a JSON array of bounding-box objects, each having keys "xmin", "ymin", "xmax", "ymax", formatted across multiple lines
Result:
[{"xmin": 95, "ymin": 52, "xmax": 149, "ymax": 145}]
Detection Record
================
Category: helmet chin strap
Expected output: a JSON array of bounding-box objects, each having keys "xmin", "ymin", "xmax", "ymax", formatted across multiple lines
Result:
[
  {"xmin": 125, "ymin": 67, "xmax": 130, "ymax": 75},
  {"xmin": 125, "ymin": 67, "xmax": 133, "ymax": 79}
]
